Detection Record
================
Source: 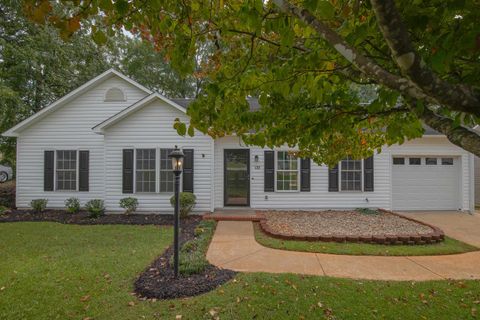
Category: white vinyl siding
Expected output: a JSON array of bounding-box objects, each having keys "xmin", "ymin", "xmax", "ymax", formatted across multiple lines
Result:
[
  {"xmin": 104, "ymin": 99, "xmax": 213, "ymax": 212},
  {"xmin": 15, "ymin": 76, "xmax": 148, "ymax": 208},
  {"xmin": 214, "ymin": 136, "xmax": 473, "ymax": 212}
]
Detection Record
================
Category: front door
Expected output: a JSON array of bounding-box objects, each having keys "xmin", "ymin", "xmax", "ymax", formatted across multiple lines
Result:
[{"xmin": 224, "ymin": 149, "xmax": 250, "ymax": 206}]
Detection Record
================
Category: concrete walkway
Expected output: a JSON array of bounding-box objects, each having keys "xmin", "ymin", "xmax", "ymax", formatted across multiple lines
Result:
[{"xmin": 206, "ymin": 220, "xmax": 480, "ymax": 281}]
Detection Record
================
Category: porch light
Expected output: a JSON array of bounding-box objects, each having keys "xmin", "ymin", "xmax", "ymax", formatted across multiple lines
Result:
[
  {"xmin": 254, "ymin": 155, "xmax": 259, "ymax": 162},
  {"xmin": 169, "ymin": 146, "xmax": 184, "ymax": 173},
  {"xmin": 168, "ymin": 145, "xmax": 185, "ymax": 278}
]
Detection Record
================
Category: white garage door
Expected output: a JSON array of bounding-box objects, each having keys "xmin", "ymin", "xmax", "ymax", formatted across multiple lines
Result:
[{"xmin": 392, "ymin": 156, "xmax": 461, "ymax": 210}]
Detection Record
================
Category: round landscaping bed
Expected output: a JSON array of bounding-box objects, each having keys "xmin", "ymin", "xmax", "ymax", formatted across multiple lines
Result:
[{"xmin": 258, "ymin": 209, "xmax": 445, "ymax": 245}]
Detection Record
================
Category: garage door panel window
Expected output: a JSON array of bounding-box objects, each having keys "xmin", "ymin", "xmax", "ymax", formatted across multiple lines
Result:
[
  {"xmin": 442, "ymin": 158, "xmax": 454, "ymax": 165},
  {"xmin": 393, "ymin": 157, "xmax": 405, "ymax": 165},
  {"xmin": 340, "ymin": 157, "xmax": 362, "ymax": 191},
  {"xmin": 425, "ymin": 158, "xmax": 437, "ymax": 165},
  {"xmin": 409, "ymin": 157, "xmax": 421, "ymax": 165}
]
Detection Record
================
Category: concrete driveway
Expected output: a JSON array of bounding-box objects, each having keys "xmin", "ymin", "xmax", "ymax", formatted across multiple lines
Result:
[{"xmin": 398, "ymin": 211, "xmax": 480, "ymax": 247}]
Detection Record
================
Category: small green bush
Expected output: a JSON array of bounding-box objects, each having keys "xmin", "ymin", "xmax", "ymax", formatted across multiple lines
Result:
[
  {"xmin": 119, "ymin": 197, "xmax": 138, "ymax": 214},
  {"xmin": 356, "ymin": 208, "xmax": 379, "ymax": 215},
  {"xmin": 0, "ymin": 205, "xmax": 7, "ymax": 214},
  {"xmin": 85, "ymin": 199, "xmax": 105, "ymax": 218},
  {"xmin": 64, "ymin": 197, "xmax": 81, "ymax": 214},
  {"xmin": 170, "ymin": 220, "xmax": 216, "ymax": 275},
  {"xmin": 170, "ymin": 192, "xmax": 196, "ymax": 218},
  {"xmin": 30, "ymin": 199, "xmax": 48, "ymax": 213}
]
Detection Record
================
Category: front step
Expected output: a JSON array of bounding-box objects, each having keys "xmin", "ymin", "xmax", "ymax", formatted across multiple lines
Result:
[{"xmin": 203, "ymin": 213, "xmax": 265, "ymax": 222}]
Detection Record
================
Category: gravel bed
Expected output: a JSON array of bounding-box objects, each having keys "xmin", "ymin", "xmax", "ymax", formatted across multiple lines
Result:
[{"xmin": 263, "ymin": 210, "xmax": 433, "ymax": 237}]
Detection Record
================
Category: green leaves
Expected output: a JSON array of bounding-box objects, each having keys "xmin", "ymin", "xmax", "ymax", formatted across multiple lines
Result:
[
  {"xmin": 92, "ymin": 30, "xmax": 108, "ymax": 45},
  {"xmin": 173, "ymin": 118, "xmax": 187, "ymax": 136}
]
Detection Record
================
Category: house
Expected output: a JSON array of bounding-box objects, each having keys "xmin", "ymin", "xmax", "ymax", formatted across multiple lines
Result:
[{"xmin": 2, "ymin": 69, "xmax": 476, "ymax": 213}]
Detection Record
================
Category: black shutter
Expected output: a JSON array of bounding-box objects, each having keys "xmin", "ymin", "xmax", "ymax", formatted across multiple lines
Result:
[
  {"xmin": 44, "ymin": 151, "xmax": 54, "ymax": 191},
  {"xmin": 122, "ymin": 149, "xmax": 134, "ymax": 193},
  {"xmin": 364, "ymin": 156, "xmax": 374, "ymax": 192},
  {"xmin": 182, "ymin": 149, "xmax": 194, "ymax": 193},
  {"xmin": 79, "ymin": 150, "xmax": 89, "ymax": 192},
  {"xmin": 300, "ymin": 158, "xmax": 311, "ymax": 192},
  {"xmin": 264, "ymin": 150, "xmax": 275, "ymax": 192},
  {"xmin": 328, "ymin": 164, "xmax": 339, "ymax": 192}
]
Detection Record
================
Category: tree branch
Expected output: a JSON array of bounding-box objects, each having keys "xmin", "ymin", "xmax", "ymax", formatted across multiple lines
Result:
[
  {"xmin": 419, "ymin": 108, "xmax": 480, "ymax": 157},
  {"xmin": 272, "ymin": 0, "xmax": 432, "ymax": 103},
  {"xmin": 370, "ymin": 0, "xmax": 480, "ymax": 117}
]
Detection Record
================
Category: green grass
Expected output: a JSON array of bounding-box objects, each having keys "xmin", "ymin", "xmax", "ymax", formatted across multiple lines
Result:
[
  {"xmin": 173, "ymin": 220, "xmax": 216, "ymax": 275},
  {"xmin": 254, "ymin": 223, "xmax": 479, "ymax": 256},
  {"xmin": 2, "ymin": 222, "xmax": 480, "ymax": 319}
]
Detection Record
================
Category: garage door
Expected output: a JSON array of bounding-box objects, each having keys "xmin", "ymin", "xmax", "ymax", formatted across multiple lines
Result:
[{"xmin": 392, "ymin": 156, "xmax": 461, "ymax": 210}]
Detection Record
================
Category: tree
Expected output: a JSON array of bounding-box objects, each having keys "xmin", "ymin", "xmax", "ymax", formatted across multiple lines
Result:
[
  {"xmin": 0, "ymin": 1, "xmax": 198, "ymax": 166},
  {"xmin": 21, "ymin": 0, "xmax": 480, "ymax": 164}
]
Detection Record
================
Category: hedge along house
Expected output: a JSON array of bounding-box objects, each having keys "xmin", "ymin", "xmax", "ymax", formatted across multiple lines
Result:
[{"xmin": 2, "ymin": 70, "xmax": 476, "ymax": 213}]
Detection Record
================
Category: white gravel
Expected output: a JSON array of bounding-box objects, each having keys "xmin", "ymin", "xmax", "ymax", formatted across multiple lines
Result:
[{"xmin": 264, "ymin": 210, "xmax": 433, "ymax": 237}]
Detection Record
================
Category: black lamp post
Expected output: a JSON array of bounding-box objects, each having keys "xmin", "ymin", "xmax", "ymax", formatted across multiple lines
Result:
[{"xmin": 169, "ymin": 145, "xmax": 184, "ymax": 278}]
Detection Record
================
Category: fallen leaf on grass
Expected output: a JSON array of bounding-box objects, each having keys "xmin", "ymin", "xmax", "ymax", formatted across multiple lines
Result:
[
  {"xmin": 128, "ymin": 301, "xmax": 135, "ymax": 307},
  {"xmin": 80, "ymin": 295, "xmax": 90, "ymax": 302},
  {"xmin": 176, "ymin": 315, "xmax": 182, "ymax": 320}
]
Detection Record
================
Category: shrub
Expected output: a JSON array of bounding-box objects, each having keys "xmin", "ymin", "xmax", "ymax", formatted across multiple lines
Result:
[
  {"xmin": 0, "ymin": 205, "xmax": 7, "ymax": 214},
  {"xmin": 170, "ymin": 220, "xmax": 216, "ymax": 275},
  {"xmin": 85, "ymin": 199, "xmax": 105, "ymax": 218},
  {"xmin": 170, "ymin": 192, "xmax": 196, "ymax": 218},
  {"xmin": 356, "ymin": 208, "xmax": 379, "ymax": 215},
  {"xmin": 119, "ymin": 197, "xmax": 138, "ymax": 214},
  {"xmin": 64, "ymin": 197, "xmax": 81, "ymax": 214},
  {"xmin": 30, "ymin": 199, "xmax": 48, "ymax": 213},
  {"xmin": 0, "ymin": 181, "xmax": 15, "ymax": 209}
]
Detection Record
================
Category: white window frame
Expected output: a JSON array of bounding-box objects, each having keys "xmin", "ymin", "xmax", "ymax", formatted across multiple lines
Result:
[
  {"xmin": 134, "ymin": 148, "xmax": 157, "ymax": 193},
  {"xmin": 132, "ymin": 147, "xmax": 183, "ymax": 194},
  {"xmin": 274, "ymin": 150, "xmax": 300, "ymax": 192},
  {"xmin": 159, "ymin": 148, "xmax": 175, "ymax": 193},
  {"xmin": 339, "ymin": 157, "xmax": 363, "ymax": 192},
  {"xmin": 50, "ymin": 149, "xmax": 79, "ymax": 192}
]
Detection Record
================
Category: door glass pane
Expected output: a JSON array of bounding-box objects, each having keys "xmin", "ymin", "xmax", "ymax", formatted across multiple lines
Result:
[{"xmin": 225, "ymin": 150, "xmax": 249, "ymax": 206}]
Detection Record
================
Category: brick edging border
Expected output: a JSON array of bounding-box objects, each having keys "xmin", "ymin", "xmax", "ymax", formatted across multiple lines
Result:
[{"xmin": 256, "ymin": 209, "xmax": 445, "ymax": 245}]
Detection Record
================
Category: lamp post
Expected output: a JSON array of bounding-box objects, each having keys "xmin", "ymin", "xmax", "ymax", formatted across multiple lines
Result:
[{"xmin": 169, "ymin": 146, "xmax": 184, "ymax": 278}]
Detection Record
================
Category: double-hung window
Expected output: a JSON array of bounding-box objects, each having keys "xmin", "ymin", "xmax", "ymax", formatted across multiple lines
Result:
[
  {"xmin": 56, "ymin": 150, "xmax": 77, "ymax": 190},
  {"xmin": 136, "ymin": 149, "xmax": 156, "ymax": 193},
  {"xmin": 340, "ymin": 156, "xmax": 362, "ymax": 191},
  {"xmin": 276, "ymin": 151, "xmax": 299, "ymax": 191},
  {"xmin": 159, "ymin": 149, "xmax": 174, "ymax": 192}
]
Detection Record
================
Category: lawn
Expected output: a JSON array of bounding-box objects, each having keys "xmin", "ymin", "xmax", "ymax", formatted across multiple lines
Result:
[
  {"xmin": 1, "ymin": 222, "xmax": 480, "ymax": 319},
  {"xmin": 254, "ymin": 223, "xmax": 479, "ymax": 256}
]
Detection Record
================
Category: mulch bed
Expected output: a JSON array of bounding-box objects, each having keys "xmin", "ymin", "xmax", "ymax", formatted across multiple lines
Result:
[
  {"xmin": 258, "ymin": 209, "xmax": 445, "ymax": 245},
  {"xmin": 0, "ymin": 209, "xmax": 178, "ymax": 225},
  {"xmin": 134, "ymin": 218, "xmax": 236, "ymax": 300}
]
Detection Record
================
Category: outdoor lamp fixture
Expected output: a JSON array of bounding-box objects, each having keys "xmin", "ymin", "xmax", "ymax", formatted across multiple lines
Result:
[{"xmin": 169, "ymin": 146, "xmax": 184, "ymax": 278}]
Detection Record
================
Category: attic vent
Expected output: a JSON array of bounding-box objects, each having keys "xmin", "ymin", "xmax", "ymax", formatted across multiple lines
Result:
[{"xmin": 104, "ymin": 87, "xmax": 126, "ymax": 102}]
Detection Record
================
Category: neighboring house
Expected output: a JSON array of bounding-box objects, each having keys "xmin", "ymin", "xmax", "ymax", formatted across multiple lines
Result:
[{"xmin": 2, "ymin": 69, "xmax": 476, "ymax": 213}]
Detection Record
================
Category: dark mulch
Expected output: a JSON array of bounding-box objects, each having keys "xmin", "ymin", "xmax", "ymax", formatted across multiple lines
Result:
[
  {"xmin": 0, "ymin": 209, "xmax": 182, "ymax": 225},
  {"xmin": 134, "ymin": 218, "xmax": 236, "ymax": 300}
]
